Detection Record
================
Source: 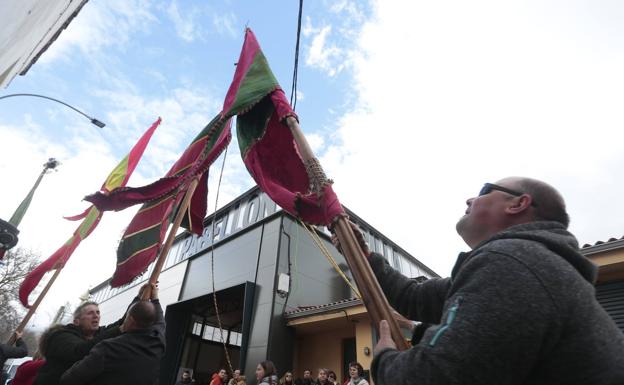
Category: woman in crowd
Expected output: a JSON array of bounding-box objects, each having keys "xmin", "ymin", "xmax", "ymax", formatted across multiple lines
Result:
[
  {"xmin": 326, "ymin": 371, "xmax": 337, "ymax": 385},
  {"xmin": 10, "ymin": 351, "xmax": 44, "ymax": 385},
  {"xmin": 256, "ymin": 361, "xmax": 278, "ymax": 385},
  {"xmin": 11, "ymin": 325, "xmax": 62, "ymax": 385},
  {"xmin": 346, "ymin": 363, "xmax": 368, "ymax": 385},
  {"xmin": 314, "ymin": 369, "xmax": 331, "ymax": 385},
  {"xmin": 278, "ymin": 371, "xmax": 294, "ymax": 385}
]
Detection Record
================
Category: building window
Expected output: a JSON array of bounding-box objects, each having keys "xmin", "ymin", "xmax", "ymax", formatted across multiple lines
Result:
[
  {"xmin": 203, "ymin": 325, "xmax": 215, "ymax": 340},
  {"xmin": 213, "ymin": 328, "xmax": 227, "ymax": 343},
  {"xmin": 389, "ymin": 247, "xmax": 401, "ymax": 272},
  {"xmin": 374, "ymin": 237, "xmax": 384, "ymax": 254},
  {"xmin": 399, "ymin": 254, "xmax": 412, "ymax": 277},
  {"xmin": 192, "ymin": 322, "xmax": 203, "ymax": 336},
  {"xmin": 229, "ymin": 331, "xmax": 242, "ymax": 346}
]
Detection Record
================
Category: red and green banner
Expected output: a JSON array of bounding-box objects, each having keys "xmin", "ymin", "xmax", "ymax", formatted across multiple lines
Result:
[
  {"xmin": 100, "ymin": 116, "xmax": 232, "ymax": 287},
  {"xmin": 85, "ymin": 28, "xmax": 344, "ymax": 287},
  {"xmin": 19, "ymin": 118, "xmax": 160, "ymax": 307},
  {"xmin": 233, "ymin": 29, "xmax": 344, "ymax": 226}
]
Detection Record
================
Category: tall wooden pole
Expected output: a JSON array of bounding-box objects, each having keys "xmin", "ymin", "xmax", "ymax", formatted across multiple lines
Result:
[
  {"xmin": 8, "ymin": 267, "xmax": 63, "ymax": 344},
  {"xmin": 140, "ymin": 178, "xmax": 199, "ymax": 300},
  {"xmin": 7, "ymin": 161, "xmax": 63, "ymax": 344},
  {"xmin": 286, "ymin": 117, "xmax": 409, "ymax": 350},
  {"xmin": 9, "ymin": 177, "xmax": 201, "ymax": 341}
]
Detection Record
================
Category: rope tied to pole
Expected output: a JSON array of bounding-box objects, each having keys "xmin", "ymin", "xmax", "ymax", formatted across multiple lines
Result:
[
  {"xmin": 208, "ymin": 145, "xmax": 235, "ymax": 375},
  {"xmin": 299, "ymin": 219, "xmax": 361, "ymax": 299}
]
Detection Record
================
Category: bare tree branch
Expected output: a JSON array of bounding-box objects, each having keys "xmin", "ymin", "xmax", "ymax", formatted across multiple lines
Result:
[{"xmin": 0, "ymin": 248, "xmax": 40, "ymax": 342}]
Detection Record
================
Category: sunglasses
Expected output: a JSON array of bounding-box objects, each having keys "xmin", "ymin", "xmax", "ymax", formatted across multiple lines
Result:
[{"xmin": 479, "ymin": 183, "xmax": 537, "ymax": 207}]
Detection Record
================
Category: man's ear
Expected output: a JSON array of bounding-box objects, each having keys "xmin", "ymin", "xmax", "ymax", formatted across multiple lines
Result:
[
  {"xmin": 506, "ymin": 194, "xmax": 533, "ymax": 214},
  {"xmin": 73, "ymin": 319, "xmax": 80, "ymax": 326}
]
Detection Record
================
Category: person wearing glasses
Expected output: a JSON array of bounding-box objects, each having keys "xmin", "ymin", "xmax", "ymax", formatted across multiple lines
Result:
[{"xmin": 333, "ymin": 177, "xmax": 624, "ymax": 385}]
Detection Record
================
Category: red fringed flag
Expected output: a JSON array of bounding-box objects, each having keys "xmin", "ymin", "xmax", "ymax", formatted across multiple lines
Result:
[
  {"xmin": 233, "ymin": 29, "xmax": 344, "ymax": 226},
  {"xmin": 86, "ymin": 28, "xmax": 344, "ymax": 287},
  {"xmin": 19, "ymin": 118, "xmax": 161, "ymax": 307},
  {"xmin": 86, "ymin": 117, "xmax": 232, "ymax": 287}
]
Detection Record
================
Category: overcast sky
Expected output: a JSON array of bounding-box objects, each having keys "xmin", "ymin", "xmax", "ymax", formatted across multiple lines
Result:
[{"xmin": 2, "ymin": 0, "xmax": 624, "ymax": 328}]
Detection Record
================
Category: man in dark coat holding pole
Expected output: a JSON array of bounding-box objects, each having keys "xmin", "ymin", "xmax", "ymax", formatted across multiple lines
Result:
[
  {"xmin": 34, "ymin": 284, "xmax": 150, "ymax": 385},
  {"xmin": 59, "ymin": 283, "xmax": 165, "ymax": 385}
]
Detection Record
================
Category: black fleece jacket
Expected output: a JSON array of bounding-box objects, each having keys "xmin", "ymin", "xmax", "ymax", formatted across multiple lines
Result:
[
  {"xmin": 34, "ymin": 297, "xmax": 139, "ymax": 385},
  {"xmin": 59, "ymin": 300, "xmax": 165, "ymax": 385},
  {"xmin": 370, "ymin": 221, "xmax": 624, "ymax": 385}
]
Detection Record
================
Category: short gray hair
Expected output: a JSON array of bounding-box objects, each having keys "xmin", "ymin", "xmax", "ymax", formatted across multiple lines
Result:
[
  {"xmin": 515, "ymin": 178, "xmax": 570, "ymax": 228},
  {"xmin": 73, "ymin": 301, "xmax": 99, "ymax": 320}
]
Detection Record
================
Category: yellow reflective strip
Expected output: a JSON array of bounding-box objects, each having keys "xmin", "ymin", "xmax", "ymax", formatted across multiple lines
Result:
[
  {"xmin": 122, "ymin": 222, "xmax": 161, "ymax": 239},
  {"xmin": 117, "ymin": 244, "xmax": 158, "ymax": 266}
]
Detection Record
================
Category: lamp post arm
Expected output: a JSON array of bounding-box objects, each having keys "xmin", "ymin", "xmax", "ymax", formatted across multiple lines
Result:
[{"xmin": 0, "ymin": 93, "xmax": 105, "ymax": 127}]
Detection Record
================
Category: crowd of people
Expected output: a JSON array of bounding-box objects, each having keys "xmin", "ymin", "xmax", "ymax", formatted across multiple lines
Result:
[
  {"xmin": 2, "ymin": 279, "xmax": 370, "ymax": 385},
  {"xmin": 2, "ymin": 176, "xmax": 624, "ymax": 385},
  {"xmin": 1, "ymin": 282, "xmax": 163, "ymax": 385},
  {"xmin": 175, "ymin": 362, "xmax": 368, "ymax": 385}
]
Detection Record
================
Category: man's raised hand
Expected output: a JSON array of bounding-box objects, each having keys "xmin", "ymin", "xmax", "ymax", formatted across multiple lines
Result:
[{"xmin": 331, "ymin": 220, "xmax": 371, "ymax": 258}]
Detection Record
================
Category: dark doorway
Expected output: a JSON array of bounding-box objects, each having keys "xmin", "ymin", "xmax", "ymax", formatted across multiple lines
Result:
[
  {"xmin": 342, "ymin": 337, "xmax": 356, "ymax": 384},
  {"xmin": 162, "ymin": 283, "xmax": 255, "ymax": 385}
]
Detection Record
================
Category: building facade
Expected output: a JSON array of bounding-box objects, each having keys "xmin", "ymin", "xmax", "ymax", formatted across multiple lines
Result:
[
  {"xmin": 582, "ymin": 238, "xmax": 624, "ymax": 332},
  {"xmin": 88, "ymin": 186, "xmax": 438, "ymax": 385},
  {"xmin": 0, "ymin": 0, "xmax": 89, "ymax": 87}
]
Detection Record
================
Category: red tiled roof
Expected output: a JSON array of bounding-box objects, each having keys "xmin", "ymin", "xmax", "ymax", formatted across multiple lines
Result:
[{"xmin": 582, "ymin": 235, "xmax": 624, "ymax": 249}]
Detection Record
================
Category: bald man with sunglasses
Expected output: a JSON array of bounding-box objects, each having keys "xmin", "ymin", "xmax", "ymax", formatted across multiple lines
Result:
[{"xmin": 335, "ymin": 177, "xmax": 624, "ymax": 385}]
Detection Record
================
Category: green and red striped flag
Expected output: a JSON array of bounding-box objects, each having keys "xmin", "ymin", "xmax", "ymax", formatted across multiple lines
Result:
[
  {"xmin": 19, "ymin": 118, "xmax": 161, "ymax": 307},
  {"xmin": 86, "ymin": 116, "xmax": 232, "ymax": 287},
  {"xmin": 232, "ymin": 29, "xmax": 344, "ymax": 226},
  {"xmin": 85, "ymin": 28, "xmax": 343, "ymax": 287}
]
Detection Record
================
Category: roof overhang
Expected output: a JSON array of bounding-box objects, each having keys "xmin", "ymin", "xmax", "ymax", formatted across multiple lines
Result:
[
  {"xmin": 583, "ymin": 242, "xmax": 624, "ymax": 283},
  {"xmin": 285, "ymin": 298, "xmax": 411, "ymax": 334}
]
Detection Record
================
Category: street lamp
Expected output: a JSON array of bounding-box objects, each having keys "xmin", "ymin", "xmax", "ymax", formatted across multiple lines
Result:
[
  {"xmin": 0, "ymin": 93, "xmax": 106, "ymax": 128},
  {"xmin": 0, "ymin": 158, "xmax": 60, "ymax": 258}
]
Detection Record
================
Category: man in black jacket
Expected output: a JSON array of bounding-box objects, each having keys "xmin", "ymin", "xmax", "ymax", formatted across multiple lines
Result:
[
  {"xmin": 34, "ymin": 284, "xmax": 149, "ymax": 385},
  {"xmin": 59, "ymin": 283, "xmax": 165, "ymax": 385},
  {"xmin": 294, "ymin": 370, "xmax": 312, "ymax": 385},
  {"xmin": 336, "ymin": 177, "xmax": 624, "ymax": 385},
  {"xmin": 0, "ymin": 331, "xmax": 28, "ymax": 383}
]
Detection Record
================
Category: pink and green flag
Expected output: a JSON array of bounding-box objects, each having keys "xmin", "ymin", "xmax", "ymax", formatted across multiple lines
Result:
[
  {"xmin": 99, "ymin": 116, "xmax": 232, "ymax": 287},
  {"xmin": 232, "ymin": 29, "xmax": 344, "ymax": 226},
  {"xmin": 19, "ymin": 118, "xmax": 161, "ymax": 307},
  {"xmin": 84, "ymin": 28, "xmax": 343, "ymax": 287}
]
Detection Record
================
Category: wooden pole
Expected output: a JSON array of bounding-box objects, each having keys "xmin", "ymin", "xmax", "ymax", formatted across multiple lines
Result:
[
  {"xmin": 140, "ymin": 177, "xmax": 200, "ymax": 300},
  {"xmin": 8, "ymin": 267, "xmax": 63, "ymax": 344},
  {"xmin": 9, "ymin": 177, "xmax": 200, "ymax": 343},
  {"xmin": 286, "ymin": 117, "xmax": 409, "ymax": 350}
]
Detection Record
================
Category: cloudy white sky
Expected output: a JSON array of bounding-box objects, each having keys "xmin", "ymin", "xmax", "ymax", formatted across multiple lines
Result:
[{"xmin": 2, "ymin": 0, "xmax": 624, "ymax": 327}]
